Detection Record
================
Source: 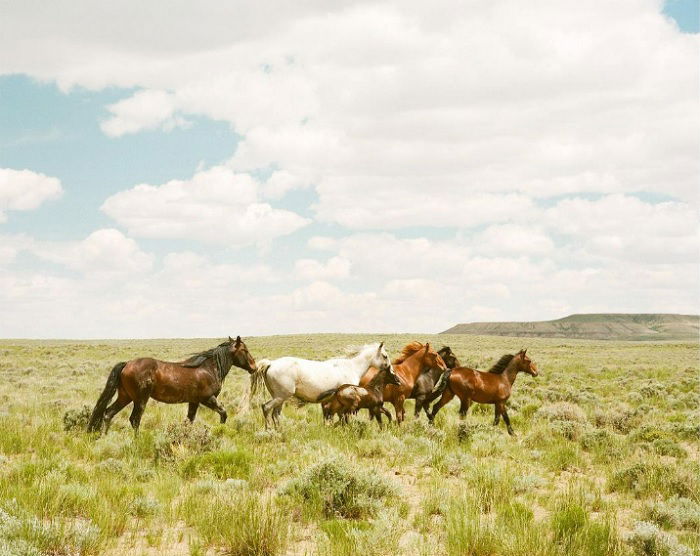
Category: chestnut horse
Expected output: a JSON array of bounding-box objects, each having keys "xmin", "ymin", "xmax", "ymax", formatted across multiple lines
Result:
[
  {"xmin": 427, "ymin": 349, "xmax": 538, "ymax": 435},
  {"xmin": 412, "ymin": 346, "xmax": 460, "ymax": 419},
  {"xmin": 87, "ymin": 336, "xmax": 257, "ymax": 433},
  {"xmin": 360, "ymin": 341, "xmax": 447, "ymax": 424}
]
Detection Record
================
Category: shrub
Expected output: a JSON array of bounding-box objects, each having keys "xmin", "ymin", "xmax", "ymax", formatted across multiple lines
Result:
[
  {"xmin": 180, "ymin": 448, "xmax": 252, "ymax": 479},
  {"xmin": 456, "ymin": 422, "xmax": 491, "ymax": 443},
  {"xmin": 283, "ymin": 459, "xmax": 396, "ymax": 519},
  {"xmin": 154, "ymin": 421, "xmax": 217, "ymax": 461},
  {"xmin": 63, "ymin": 405, "xmax": 92, "ymax": 432},
  {"xmin": 179, "ymin": 490, "xmax": 289, "ymax": 556},
  {"xmin": 593, "ymin": 404, "xmax": 638, "ymax": 433},
  {"xmin": 609, "ymin": 462, "xmax": 698, "ymax": 499},
  {"xmin": 652, "ymin": 438, "xmax": 687, "ymax": 458},
  {"xmin": 536, "ymin": 402, "xmax": 587, "ymax": 423},
  {"xmin": 625, "ymin": 521, "xmax": 692, "ymax": 556},
  {"xmin": 642, "ymin": 497, "xmax": 700, "ymax": 530}
]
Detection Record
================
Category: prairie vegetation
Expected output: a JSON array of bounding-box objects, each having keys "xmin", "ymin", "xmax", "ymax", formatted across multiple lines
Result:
[{"xmin": 0, "ymin": 334, "xmax": 697, "ymax": 555}]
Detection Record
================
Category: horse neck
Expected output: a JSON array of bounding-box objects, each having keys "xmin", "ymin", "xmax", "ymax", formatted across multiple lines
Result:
[
  {"xmin": 502, "ymin": 360, "xmax": 520, "ymax": 386},
  {"xmin": 367, "ymin": 371, "xmax": 387, "ymax": 394},
  {"xmin": 349, "ymin": 347, "xmax": 378, "ymax": 379},
  {"xmin": 400, "ymin": 350, "xmax": 429, "ymax": 380}
]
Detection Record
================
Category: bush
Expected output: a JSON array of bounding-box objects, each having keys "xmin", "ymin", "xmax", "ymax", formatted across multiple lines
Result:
[
  {"xmin": 180, "ymin": 448, "xmax": 252, "ymax": 479},
  {"xmin": 652, "ymin": 438, "xmax": 687, "ymax": 458},
  {"xmin": 63, "ymin": 405, "xmax": 92, "ymax": 432},
  {"xmin": 536, "ymin": 402, "xmax": 587, "ymax": 423},
  {"xmin": 625, "ymin": 521, "xmax": 692, "ymax": 556},
  {"xmin": 642, "ymin": 497, "xmax": 700, "ymax": 530},
  {"xmin": 593, "ymin": 404, "xmax": 637, "ymax": 433},
  {"xmin": 155, "ymin": 421, "xmax": 217, "ymax": 461},
  {"xmin": 609, "ymin": 462, "xmax": 698, "ymax": 499},
  {"xmin": 283, "ymin": 459, "xmax": 396, "ymax": 519}
]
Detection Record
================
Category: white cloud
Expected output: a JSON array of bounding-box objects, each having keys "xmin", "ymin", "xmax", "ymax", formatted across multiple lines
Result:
[
  {"xmin": 294, "ymin": 256, "xmax": 351, "ymax": 281},
  {"xmin": 101, "ymin": 166, "xmax": 310, "ymax": 245},
  {"xmin": 101, "ymin": 89, "xmax": 189, "ymax": 137},
  {"xmin": 0, "ymin": 168, "xmax": 63, "ymax": 221}
]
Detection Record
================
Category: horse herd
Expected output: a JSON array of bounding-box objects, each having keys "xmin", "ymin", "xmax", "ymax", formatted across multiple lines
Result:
[{"xmin": 87, "ymin": 336, "xmax": 539, "ymax": 436}]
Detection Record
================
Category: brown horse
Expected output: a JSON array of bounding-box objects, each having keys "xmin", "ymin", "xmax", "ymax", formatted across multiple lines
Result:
[
  {"xmin": 428, "ymin": 349, "xmax": 538, "ymax": 435},
  {"xmin": 87, "ymin": 336, "xmax": 257, "ymax": 433},
  {"xmin": 412, "ymin": 346, "xmax": 460, "ymax": 419},
  {"xmin": 360, "ymin": 341, "xmax": 447, "ymax": 424}
]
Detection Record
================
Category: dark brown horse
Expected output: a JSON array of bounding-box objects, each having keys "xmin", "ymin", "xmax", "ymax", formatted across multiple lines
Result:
[
  {"xmin": 360, "ymin": 341, "xmax": 447, "ymax": 424},
  {"xmin": 412, "ymin": 346, "xmax": 460, "ymax": 419},
  {"xmin": 428, "ymin": 349, "xmax": 538, "ymax": 435},
  {"xmin": 87, "ymin": 336, "xmax": 257, "ymax": 433}
]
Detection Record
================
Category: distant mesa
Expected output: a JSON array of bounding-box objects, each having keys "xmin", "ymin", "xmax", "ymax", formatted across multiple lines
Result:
[{"xmin": 440, "ymin": 313, "xmax": 700, "ymax": 341}]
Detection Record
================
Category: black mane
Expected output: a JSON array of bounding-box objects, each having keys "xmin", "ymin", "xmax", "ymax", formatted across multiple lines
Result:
[
  {"xmin": 487, "ymin": 353, "xmax": 515, "ymax": 374},
  {"xmin": 182, "ymin": 341, "xmax": 233, "ymax": 380}
]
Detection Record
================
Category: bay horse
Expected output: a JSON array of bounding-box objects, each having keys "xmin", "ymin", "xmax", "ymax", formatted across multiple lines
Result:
[
  {"xmin": 250, "ymin": 342, "xmax": 393, "ymax": 428},
  {"xmin": 412, "ymin": 346, "xmax": 460, "ymax": 419},
  {"xmin": 318, "ymin": 365, "xmax": 402, "ymax": 425},
  {"xmin": 360, "ymin": 341, "xmax": 447, "ymax": 424},
  {"xmin": 87, "ymin": 336, "xmax": 257, "ymax": 433},
  {"xmin": 427, "ymin": 349, "xmax": 538, "ymax": 435}
]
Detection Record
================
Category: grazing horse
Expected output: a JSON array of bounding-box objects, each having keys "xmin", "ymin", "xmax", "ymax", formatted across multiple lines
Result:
[
  {"xmin": 428, "ymin": 349, "xmax": 538, "ymax": 435},
  {"xmin": 251, "ymin": 342, "xmax": 393, "ymax": 428},
  {"xmin": 412, "ymin": 346, "xmax": 460, "ymax": 419},
  {"xmin": 360, "ymin": 342, "xmax": 447, "ymax": 424},
  {"xmin": 318, "ymin": 365, "xmax": 402, "ymax": 425},
  {"xmin": 87, "ymin": 336, "xmax": 257, "ymax": 433}
]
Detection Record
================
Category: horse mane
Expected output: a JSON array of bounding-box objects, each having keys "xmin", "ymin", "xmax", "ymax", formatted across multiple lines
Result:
[
  {"xmin": 182, "ymin": 341, "xmax": 232, "ymax": 375},
  {"xmin": 393, "ymin": 341, "xmax": 426, "ymax": 365},
  {"xmin": 488, "ymin": 353, "xmax": 515, "ymax": 374},
  {"xmin": 343, "ymin": 343, "xmax": 381, "ymax": 358}
]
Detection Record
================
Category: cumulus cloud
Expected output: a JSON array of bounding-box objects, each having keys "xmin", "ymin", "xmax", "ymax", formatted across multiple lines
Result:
[
  {"xmin": 0, "ymin": 168, "xmax": 63, "ymax": 221},
  {"xmin": 294, "ymin": 256, "xmax": 351, "ymax": 281},
  {"xmin": 101, "ymin": 166, "xmax": 310, "ymax": 245},
  {"xmin": 101, "ymin": 89, "xmax": 189, "ymax": 137}
]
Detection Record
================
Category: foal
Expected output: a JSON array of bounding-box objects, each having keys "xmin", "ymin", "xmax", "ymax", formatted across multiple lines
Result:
[
  {"xmin": 318, "ymin": 366, "xmax": 401, "ymax": 425},
  {"xmin": 428, "ymin": 349, "xmax": 538, "ymax": 435}
]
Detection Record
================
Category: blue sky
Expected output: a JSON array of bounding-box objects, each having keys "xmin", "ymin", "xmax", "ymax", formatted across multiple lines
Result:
[{"xmin": 0, "ymin": 1, "xmax": 697, "ymax": 338}]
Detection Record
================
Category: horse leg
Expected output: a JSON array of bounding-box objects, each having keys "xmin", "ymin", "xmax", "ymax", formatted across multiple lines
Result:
[
  {"xmin": 187, "ymin": 403, "xmax": 199, "ymax": 423},
  {"xmin": 103, "ymin": 388, "xmax": 131, "ymax": 433},
  {"xmin": 202, "ymin": 396, "xmax": 227, "ymax": 424},
  {"xmin": 394, "ymin": 396, "xmax": 407, "ymax": 424},
  {"xmin": 414, "ymin": 395, "xmax": 425, "ymax": 418},
  {"xmin": 129, "ymin": 398, "xmax": 148, "ymax": 432},
  {"xmin": 459, "ymin": 398, "xmax": 471, "ymax": 419},
  {"xmin": 262, "ymin": 397, "xmax": 286, "ymax": 428},
  {"xmin": 493, "ymin": 405, "xmax": 501, "ymax": 426},
  {"xmin": 380, "ymin": 407, "xmax": 393, "ymax": 422},
  {"xmin": 501, "ymin": 406, "xmax": 515, "ymax": 436},
  {"xmin": 428, "ymin": 388, "xmax": 454, "ymax": 422}
]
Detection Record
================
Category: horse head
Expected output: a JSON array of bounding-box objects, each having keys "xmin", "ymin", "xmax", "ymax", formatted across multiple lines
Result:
[
  {"xmin": 516, "ymin": 348, "xmax": 538, "ymax": 377},
  {"xmin": 228, "ymin": 336, "xmax": 257, "ymax": 373}
]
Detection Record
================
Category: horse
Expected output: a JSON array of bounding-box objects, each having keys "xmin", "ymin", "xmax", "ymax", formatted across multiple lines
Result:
[
  {"xmin": 250, "ymin": 342, "xmax": 393, "ymax": 428},
  {"xmin": 360, "ymin": 341, "xmax": 447, "ymax": 424},
  {"xmin": 317, "ymin": 365, "xmax": 401, "ymax": 426},
  {"xmin": 87, "ymin": 336, "xmax": 257, "ymax": 433},
  {"xmin": 427, "ymin": 349, "xmax": 538, "ymax": 435},
  {"xmin": 412, "ymin": 346, "xmax": 460, "ymax": 419}
]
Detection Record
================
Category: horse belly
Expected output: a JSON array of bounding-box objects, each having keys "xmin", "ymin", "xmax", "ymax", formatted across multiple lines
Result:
[{"xmin": 151, "ymin": 369, "xmax": 214, "ymax": 404}]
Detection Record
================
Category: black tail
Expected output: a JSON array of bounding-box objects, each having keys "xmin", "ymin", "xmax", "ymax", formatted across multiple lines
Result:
[
  {"xmin": 426, "ymin": 369, "xmax": 452, "ymax": 403},
  {"xmin": 317, "ymin": 388, "xmax": 339, "ymax": 403},
  {"xmin": 87, "ymin": 362, "xmax": 126, "ymax": 432}
]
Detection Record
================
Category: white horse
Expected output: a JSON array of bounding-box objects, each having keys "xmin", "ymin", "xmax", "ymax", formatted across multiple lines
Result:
[{"xmin": 250, "ymin": 342, "xmax": 395, "ymax": 428}]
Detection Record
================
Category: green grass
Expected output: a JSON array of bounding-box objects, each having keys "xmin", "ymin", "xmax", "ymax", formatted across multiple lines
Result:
[{"xmin": 0, "ymin": 334, "xmax": 698, "ymax": 554}]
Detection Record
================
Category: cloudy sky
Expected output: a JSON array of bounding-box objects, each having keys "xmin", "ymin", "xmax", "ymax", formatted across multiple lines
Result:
[{"xmin": 0, "ymin": 0, "xmax": 698, "ymax": 338}]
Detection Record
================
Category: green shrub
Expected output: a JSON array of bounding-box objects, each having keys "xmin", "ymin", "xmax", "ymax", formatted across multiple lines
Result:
[
  {"xmin": 283, "ymin": 459, "xmax": 396, "ymax": 519},
  {"xmin": 180, "ymin": 448, "xmax": 252, "ymax": 479},
  {"xmin": 154, "ymin": 421, "xmax": 217, "ymax": 461},
  {"xmin": 652, "ymin": 438, "xmax": 687, "ymax": 458},
  {"xmin": 625, "ymin": 521, "xmax": 692, "ymax": 556},
  {"xmin": 536, "ymin": 402, "xmax": 587, "ymax": 423},
  {"xmin": 609, "ymin": 462, "xmax": 698, "ymax": 499},
  {"xmin": 63, "ymin": 405, "xmax": 93, "ymax": 432},
  {"xmin": 642, "ymin": 497, "xmax": 700, "ymax": 530}
]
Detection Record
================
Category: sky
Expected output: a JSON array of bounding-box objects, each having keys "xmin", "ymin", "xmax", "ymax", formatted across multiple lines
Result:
[{"xmin": 0, "ymin": 0, "xmax": 698, "ymax": 339}]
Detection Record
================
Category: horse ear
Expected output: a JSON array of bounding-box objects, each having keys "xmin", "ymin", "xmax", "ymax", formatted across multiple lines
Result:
[
  {"xmin": 235, "ymin": 335, "xmax": 242, "ymax": 346},
  {"xmin": 228, "ymin": 336, "xmax": 233, "ymax": 342},
  {"xmin": 522, "ymin": 348, "xmax": 527, "ymax": 355},
  {"xmin": 425, "ymin": 342, "xmax": 430, "ymax": 351},
  {"xmin": 378, "ymin": 342, "xmax": 384, "ymax": 352}
]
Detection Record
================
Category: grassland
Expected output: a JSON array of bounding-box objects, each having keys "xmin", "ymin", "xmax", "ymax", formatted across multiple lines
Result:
[{"xmin": 0, "ymin": 334, "xmax": 698, "ymax": 555}]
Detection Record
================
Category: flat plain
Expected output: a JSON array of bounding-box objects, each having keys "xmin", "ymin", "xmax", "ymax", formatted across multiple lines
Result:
[{"xmin": 0, "ymin": 334, "xmax": 698, "ymax": 555}]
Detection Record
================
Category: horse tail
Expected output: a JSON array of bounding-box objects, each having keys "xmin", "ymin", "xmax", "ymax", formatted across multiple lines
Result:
[
  {"xmin": 250, "ymin": 359, "xmax": 272, "ymax": 398},
  {"xmin": 317, "ymin": 388, "xmax": 338, "ymax": 403},
  {"xmin": 427, "ymin": 369, "xmax": 452, "ymax": 402},
  {"xmin": 87, "ymin": 362, "xmax": 126, "ymax": 432}
]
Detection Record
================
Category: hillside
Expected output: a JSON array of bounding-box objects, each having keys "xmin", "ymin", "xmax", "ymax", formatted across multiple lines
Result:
[{"xmin": 441, "ymin": 313, "xmax": 700, "ymax": 341}]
